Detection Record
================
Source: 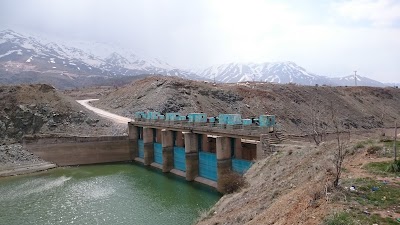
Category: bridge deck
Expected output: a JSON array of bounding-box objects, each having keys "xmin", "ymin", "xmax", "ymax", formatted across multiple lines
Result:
[{"xmin": 130, "ymin": 120, "xmax": 275, "ymax": 140}]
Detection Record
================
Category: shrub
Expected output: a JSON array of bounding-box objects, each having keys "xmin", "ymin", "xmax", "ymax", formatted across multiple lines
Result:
[
  {"xmin": 353, "ymin": 142, "xmax": 364, "ymax": 150},
  {"xmin": 367, "ymin": 145, "xmax": 382, "ymax": 154},
  {"xmin": 219, "ymin": 172, "xmax": 247, "ymax": 194}
]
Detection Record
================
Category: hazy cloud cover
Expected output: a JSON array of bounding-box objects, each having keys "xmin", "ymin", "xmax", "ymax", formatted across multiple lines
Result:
[{"xmin": 0, "ymin": 0, "xmax": 399, "ymax": 82}]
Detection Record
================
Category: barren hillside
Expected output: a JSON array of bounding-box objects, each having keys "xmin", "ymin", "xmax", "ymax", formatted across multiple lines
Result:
[
  {"xmin": 93, "ymin": 76, "xmax": 400, "ymax": 135},
  {"xmin": 196, "ymin": 137, "xmax": 400, "ymax": 225},
  {"xmin": 0, "ymin": 83, "xmax": 125, "ymax": 144}
]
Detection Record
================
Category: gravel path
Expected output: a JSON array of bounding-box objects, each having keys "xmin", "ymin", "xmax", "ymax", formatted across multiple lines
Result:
[{"xmin": 76, "ymin": 99, "xmax": 133, "ymax": 124}]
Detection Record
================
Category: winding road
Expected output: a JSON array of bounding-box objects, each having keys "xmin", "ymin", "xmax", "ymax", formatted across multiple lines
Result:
[{"xmin": 76, "ymin": 99, "xmax": 132, "ymax": 124}]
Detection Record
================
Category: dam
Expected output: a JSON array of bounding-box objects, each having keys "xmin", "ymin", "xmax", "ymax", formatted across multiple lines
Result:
[{"xmin": 23, "ymin": 112, "xmax": 284, "ymax": 192}]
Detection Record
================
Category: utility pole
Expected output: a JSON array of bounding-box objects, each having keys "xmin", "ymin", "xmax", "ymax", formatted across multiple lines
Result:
[
  {"xmin": 354, "ymin": 71, "xmax": 357, "ymax": 86},
  {"xmin": 394, "ymin": 121, "xmax": 397, "ymax": 162}
]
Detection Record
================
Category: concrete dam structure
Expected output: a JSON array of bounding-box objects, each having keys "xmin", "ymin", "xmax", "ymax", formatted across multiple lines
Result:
[
  {"xmin": 129, "ymin": 112, "xmax": 285, "ymax": 192},
  {"xmin": 23, "ymin": 112, "xmax": 284, "ymax": 193},
  {"xmin": 23, "ymin": 135, "xmax": 131, "ymax": 166}
]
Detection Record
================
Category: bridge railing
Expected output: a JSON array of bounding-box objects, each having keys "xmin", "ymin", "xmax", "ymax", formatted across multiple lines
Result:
[{"xmin": 133, "ymin": 118, "xmax": 277, "ymax": 139}]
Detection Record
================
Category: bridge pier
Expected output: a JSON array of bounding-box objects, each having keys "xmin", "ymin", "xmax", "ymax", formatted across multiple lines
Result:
[
  {"xmin": 184, "ymin": 132, "xmax": 199, "ymax": 181},
  {"xmin": 162, "ymin": 129, "xmax": 174, "ymax": 172},
  {"xmin": 128, "ymin": 125, "xmax": 139, "ymax": 160},
  {"xmin": 216, "ymin": 136, "xmax": 232, "ymax": 193},
  {"xmin": 233, "ymin": 138, "xmax": 243, "ymax": 159},
  {"xmin": 127, "ymin": 118, "xmax": 268, "ymax": 192},
  {"xmin": 143, "ymin": 127, "xmax": 154, "ymax": 166},
  {"xmin": 201, "ymin": 134, "xmax": 210, "ymax": 152}
]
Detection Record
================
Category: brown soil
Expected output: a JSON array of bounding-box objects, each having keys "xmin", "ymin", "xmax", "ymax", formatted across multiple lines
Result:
[
  {"xmin": 196, "ymin": 140, "xmax": 340, "ymax": 225},
  {"xmin": 196, "ymin": 137, "xmax": 399, "ymax": 225}
]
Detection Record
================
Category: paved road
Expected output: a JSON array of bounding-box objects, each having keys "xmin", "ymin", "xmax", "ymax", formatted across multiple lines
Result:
[{"xmin": 76, "ymin": 99, "xmax": 132, "ymax": 124}]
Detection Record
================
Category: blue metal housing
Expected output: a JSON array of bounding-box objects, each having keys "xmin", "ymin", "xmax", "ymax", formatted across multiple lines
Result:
[
  {"xmin": 134, "ymin": 112, "xmax": 146, "ymax": 119},
  {"xmin": 165, "ymin": 113, "xmax": 181, "ymax": 121},
  {"xmin": 242, "ymin": 119, "xmax": 252, "ymax": 126},
  {"xmin": 146, "ymin": 112, "xmax": 160, "ymax": 120},
  {"xmin": 259, "ymin": 115, "xmax": 276, "ymax": 127},
  {"xmin": 218, "ymin": 114, "xmax": 242, "ymax": 125},
  {"xmin": 179, "ymin": 116, "xmax": 187, "ymax": 121},
  {"xmin": 188, "ymin": 113, "xmax": 207, "ymax": 123}
]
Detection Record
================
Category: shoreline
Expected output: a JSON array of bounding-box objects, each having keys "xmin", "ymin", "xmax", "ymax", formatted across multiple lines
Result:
[{"xmin": 0, "ymin": 162, "xmax": 57, "ymax": 177}]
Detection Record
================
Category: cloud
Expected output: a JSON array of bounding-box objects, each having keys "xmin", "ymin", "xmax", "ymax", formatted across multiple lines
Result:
[
  {"xmin": 333, "ymin": 0, "xmax": 400, "ymax": 27},
  {"xmin": 0, "ymin": 0, "xmax": 399, "ymax": 82}
]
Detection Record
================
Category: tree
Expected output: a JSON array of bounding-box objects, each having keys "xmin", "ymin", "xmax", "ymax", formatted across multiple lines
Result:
[
  {"xmin": 329, "ymin": 101, "xmax": 349, "ymax": 187},
  {"xmin": 394, "ymin": 122, "xmax": 397, "ymax": 162},
  {"xmin": 307, "ymin": 96, "xmax": 328, "ymax": 146}
]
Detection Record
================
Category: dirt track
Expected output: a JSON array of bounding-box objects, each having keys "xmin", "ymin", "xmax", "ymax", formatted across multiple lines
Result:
[{"xmin": 76, "ymin": 99, "xmax": 132, "ymax": 124}]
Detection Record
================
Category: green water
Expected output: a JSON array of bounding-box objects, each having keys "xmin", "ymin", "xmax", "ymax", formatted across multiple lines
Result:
[{"xmin": 0, "ymin": 164, "xmax": 220, "ymax": 225}]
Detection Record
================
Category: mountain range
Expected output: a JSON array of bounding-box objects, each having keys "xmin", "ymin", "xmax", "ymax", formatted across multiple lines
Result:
[{"xmin": 0, "ymin": 29, "xmax": 394, "ymax": 88}]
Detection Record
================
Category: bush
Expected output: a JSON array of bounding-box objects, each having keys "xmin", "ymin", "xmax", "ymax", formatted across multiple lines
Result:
[
  {"xmin": 354, "ymin": 142, "xmax": 365, "ymax": 150},
  {"xmin": 367, "ymin": 145, "xmax": 382, "ymax": 154},
  {"xmin": 219, "ymin": 172, "xmax": 247, "ymax": 194}
]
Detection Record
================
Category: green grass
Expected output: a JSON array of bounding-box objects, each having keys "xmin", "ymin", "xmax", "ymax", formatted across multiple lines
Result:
[
  {"xmin": 382, "ymin": 140, "xmax": 400, "ymax": 149},
  {"xmin": 353, "ymin": 142, "xmax": 365, "ymax": 150},
  {"xmin": 345, "ymin": 178, "xmax": 400, "ymax": 208},
  {"xmin": 324, "ymin": 211, "xmax": 399, "ymax": 225},
  {"xmin": 351, "ymin": 212, "xmax": 400, "ymax": 225},
  {"xmin": 324, "ymin": 212, "xmax": 354, "ymax": 225},
  {"xmin": 386, "ymin": 160, "xmax": 400, "ymax": 173},
  {"xmin": 364, "ymin": 161, "xmax": 400, "ymax": 176}
]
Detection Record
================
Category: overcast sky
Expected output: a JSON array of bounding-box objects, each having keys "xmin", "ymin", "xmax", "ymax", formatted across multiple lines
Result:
[{"xmin": 0, "ymin": 0, "xmax": 399, "ymax": 82}]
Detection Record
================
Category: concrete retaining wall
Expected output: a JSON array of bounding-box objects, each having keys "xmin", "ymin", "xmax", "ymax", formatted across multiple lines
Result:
[{"xmin": 23, "ymin": 135, "xmax": 131, "ymax": 166}]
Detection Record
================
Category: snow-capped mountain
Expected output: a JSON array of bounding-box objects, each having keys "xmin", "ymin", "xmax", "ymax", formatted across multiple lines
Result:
[
  {"xmin": 330, "ymin": 75, "xmax": 385, "ymax": 87},
  {"xmin": 199, "ymin": 61, "xmax": 390, "ymax": 87},
  {"xmin": 200, "ymin": 61, "xmax": 332, "ymax": 85},
  {"xmin": 0, "ymin": 29, "xmax": 199, "ymax": 79},
  {"xmin": 0, "ymin": 29, "xmax": 391, "ymax": 88}
]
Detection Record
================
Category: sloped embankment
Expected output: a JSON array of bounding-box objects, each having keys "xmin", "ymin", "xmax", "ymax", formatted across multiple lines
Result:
[{"xmin": 196, "ymin": 141, "xmax": 337, "ymax": 225}]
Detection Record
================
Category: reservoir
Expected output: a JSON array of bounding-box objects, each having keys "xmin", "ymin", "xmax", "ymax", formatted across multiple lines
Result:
[{"xmin": 0, "ymin": 164, "xmax": 221, "ymax": 225}]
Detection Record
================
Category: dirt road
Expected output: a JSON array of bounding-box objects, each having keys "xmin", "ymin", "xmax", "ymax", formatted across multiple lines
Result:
[{"xmin": 76, "ymin": 99, "xmax": 132, "ymax": 124}]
